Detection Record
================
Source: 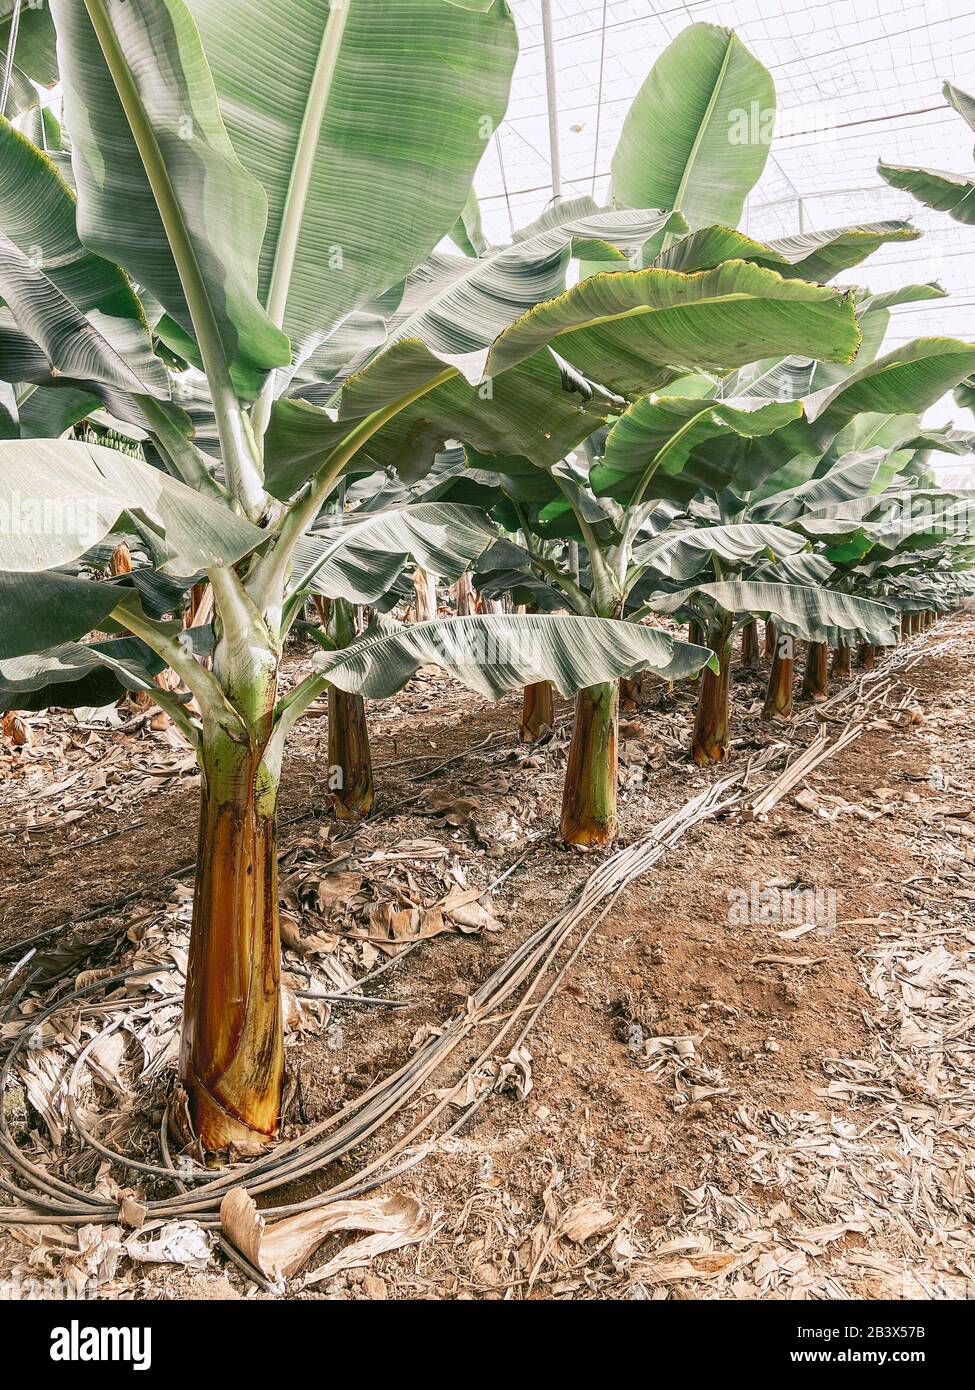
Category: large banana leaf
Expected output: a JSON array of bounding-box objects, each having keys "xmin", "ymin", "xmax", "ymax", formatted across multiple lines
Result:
[
  {"xmin": 0, "ymin": 439, "xmax": 263, "ymax": 573},
  {"xmin": 718, "ymin": 284, "xmax": 946, "ymax": 406},
  {"xmin": 0, "ymin": 118, "xmax": 158, "ymax": 350},
  {"xmin": 0, "ymin": 232, "xmax": 168, "ymax": 398},
  {"xmin": 288, "ymin": 501, "xmax": 496, "ymax": 605},
  {"xmin": 371, "ymin": 199, "xmax": 684, "ymax": 385},
  {"xmin": 0, "ymin": 118, "xmax": 169, "ymax": 415},
  {"xmin": 592, "ymin": 395, "xmax": 804, "ymax": 506},
  {"xmin": 633, "ymin": 522, "xmax": 808, "ymax": 583},
  {"xmin": 0, "ymin": 568, "xmax": 134, "ymax": 658},
  {"xmin": 647, "ymin": 579, "xmax": 898, "ymax": 646},
  {"xmin": 314, "ymin": 612, "xmax": 713, "ymax": 701},
  {"xmin": 802, "ymin": 339, "xmax": 975, "ymax": 450},
  {"xmin": 609, "ymin": 24, "xmax": 772, "ymax": 245},
  {"xmin": 0, "ymin": 635, "xmax": 165, "ymax": 711},
  {"xmin": 264, "ymin": 347, "xmax": 614, "ymax": 498},
  {"xmin": 322, "ymin": 261, "xmax": 856, "ymax": 450},
  {"xmin": 188, "ymin": 0, "xmax": 517, "ymax": 356},
  {"xmin": 654, "ymin": 222, "xmax": 920, "ymax": 282},
  {"xmin": 50, "ymin": 0, "xmax": 291, "ymax": 390},
  {"xmin": 750, "ymin": 449, "xmax": 908, "ymax": 522},
  {"xmin": 1, "ymin": 1, "xmax": 58, "ymax": 118},
  {"xmin": 0, "ymin": 308, "xmax": 155, "ymax": 435},
  {"xmin": 746, "ymin": 552, "xmax": 835, "ymax": 587},
  {"xmin": 484, "ymin": 260, "xmax": 860, "ymax": 385}
]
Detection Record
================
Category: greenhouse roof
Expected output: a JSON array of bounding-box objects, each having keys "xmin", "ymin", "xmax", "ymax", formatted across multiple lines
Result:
[{"xmin": 477, "ymin": 1, "xmax": 975, "ymax": 471}]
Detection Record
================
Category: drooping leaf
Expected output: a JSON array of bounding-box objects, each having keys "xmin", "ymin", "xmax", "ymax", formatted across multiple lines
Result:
[
  {"xmin": 879, "ymin": 84, "xmax": 975, "ymax": 228},
  {"xmin": 371, "ymin": 199, "xmax": 684, "ymax": 387},
  {"xmin": 449, "ymin": 188, "xmax": 490, "ymax": 258},
  {"xmin": 0, "ymin": 439, "xmax": 264, "ymax": 573},
  {"xmin": 751, "ymin": 449, "xmax": 908, "ymax": 521},
  {"xmin": 633, "ymin": 522, "xmax": 808, "ymax": 583},
  {"xmin": 288, "ymin": 501, "xmax": 496, "ymax": 605},
  {"xmin": 0, "ymin": 568, "xmax": 129, "ymax": 659},
  {"xmin": 593, "ymin": 394, "xmax": 804, "ymax": 506},
  {"xmin": 0, "ymin": 635, "xmax": 166, "ymax": 712},
  {"xmin": 646, "ymin": 579, "xmax": 898, "ymax": 645},
  {"xmin": 726, "ymin": 340, "xmax": 975, "ymax": 496},
  {"xmin": 654, "ymin": 221, "xmax": 920, "ymax": 282},
  {"xmin": 315, "ymin": 612, "xmax": 713, "ymax": 700},
  {"xmin": 484, "ymin": 260, "xmax": 860, "ymax": 387},
  {"xmin": 264, "ymin": 348, "xmax": 612, "ymax": 499}
]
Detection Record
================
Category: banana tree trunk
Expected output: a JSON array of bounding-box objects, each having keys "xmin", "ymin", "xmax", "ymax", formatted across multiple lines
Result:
[
  {"xmin": 740, "ymin": 618, "xmax": 759, "ymax": 670},
  {"xmin": 413, "ymin": 566, "xmax": 437, "ymax": 623},
  {"xmin": 688, "ymin": 618, "xmax": 704, "ymax": 646},
  {"xmin": 763, "ymin": 635, "xmax": 795, "ymax": 721},
  {"xmin": 453, "ymin": 571, "xmax": 474, "ymax": 616},
  {"xmin": 832, "ymin": 641, "xmax": 851, "ymax": 679},
  {"xmin": 181, "ymin": 727, "xmax": 284, "ymax": 1153},
  {"xmin": 322, "ymin": 597, "xmax": 374, "ymax": 819},
  {"xmin": 801, "ymin": 641, "xmax": 829, "ymax": 702},
  {"xmin": 328, "ymin": 687, "xmax": 375, "ymax": 818},
  {"xmin": 900, "ymin": 613, "xmax": 910, "ymax": 640},
  {"xmin": 619, "ymin": 674, "xmax": 640, "ymax": 712},
  {"xmin": 521, "ymin": 680, "xmax": 555, "ymax": 741},
  {"xmin": 560, "ymin": 681, "xmax": 618, "ymax": 847},
  {"xmin": 857, "ymin": 641, "xmax": 876, "ymax": 670},
  {"xmin": 764, "ymin": 619, "xmax": 776, "ymax": 660},
  {"xmin": 692, "ymin": 616, "xmax": 733, "ymax": 764}
]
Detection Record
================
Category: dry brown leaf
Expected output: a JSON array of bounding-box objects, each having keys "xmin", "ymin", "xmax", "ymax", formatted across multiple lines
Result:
[
  {"xmin": 219, "ymin": 1187, "xmax": 433, "ymax": 1286},
  {"xmin": 558, "ymin": 1199, "xmax": 616, "ymax": 1244},
  {"xmin": 317, "ymin": 871, "xmax": 362, "ymax": 913}
]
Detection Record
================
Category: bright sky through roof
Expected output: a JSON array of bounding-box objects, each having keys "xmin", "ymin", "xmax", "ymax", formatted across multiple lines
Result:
[{"xmin": 478, "ymin": 1, "xmax": 975, "ymax": 476}]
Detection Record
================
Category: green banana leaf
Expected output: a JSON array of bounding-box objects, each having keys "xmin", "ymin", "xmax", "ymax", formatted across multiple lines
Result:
[
  {"xmin": 51, "ymin": 0, "xmax": 291, "ymax": 390},
  {"xmin": 314, "ymin": 611, "xmax": 714, "ymax": 700},
  {"xmin": 188, "ymin": 0, "xmax": 517, "ymax": 355},
  {"xmin": 288, "ymin": 501, "xmax": 496, "ymax": 606},
  {"xmin": 609, "ymin": 24, "xmax": 773, "ymax": 249},
  {"xmin": 646, "ymin": 579, "xmax": 898, "ymax": 645},
  {"xmin": 0, "ymin": 439, "xmax": 263, "ymax": 573}
]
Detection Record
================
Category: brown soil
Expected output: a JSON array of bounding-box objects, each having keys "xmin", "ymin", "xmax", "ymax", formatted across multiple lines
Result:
[{"xmin": 2, "ymin": 617, "xmax": 974, "ymax": 1300}]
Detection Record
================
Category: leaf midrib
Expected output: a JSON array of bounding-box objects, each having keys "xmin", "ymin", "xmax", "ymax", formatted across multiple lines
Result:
[
  {"xmin": 671, "ymin": 32, "xmax": 737, "ymax": 218},
  {"xmin": 264, "ymin": 1, "xmax": 352, "ymax": 330}
]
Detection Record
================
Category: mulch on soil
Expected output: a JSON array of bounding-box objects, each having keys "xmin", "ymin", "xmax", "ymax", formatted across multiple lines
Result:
[{"xmin": 1, "ymin": 617, "xmax": 973, "ymax": 1299}]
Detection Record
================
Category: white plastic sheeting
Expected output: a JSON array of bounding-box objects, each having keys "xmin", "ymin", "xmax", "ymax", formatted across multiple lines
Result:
[{"xmin": 477, "ymin": 1, "xmax": 975, "ymax": 469}]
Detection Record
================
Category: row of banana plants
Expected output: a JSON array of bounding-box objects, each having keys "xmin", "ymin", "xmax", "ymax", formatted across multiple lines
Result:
[{"xmin": 0, "ymin": 7, "xmax": 972, "ymax": 1151}]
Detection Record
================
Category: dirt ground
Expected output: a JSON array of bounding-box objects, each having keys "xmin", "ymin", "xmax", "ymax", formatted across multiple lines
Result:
[{"xmin": 1, "ymin": 616, "xmax": 973, "ymax": 1300}]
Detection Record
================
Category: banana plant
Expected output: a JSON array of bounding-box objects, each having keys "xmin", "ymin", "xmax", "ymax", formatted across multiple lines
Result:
[
  {"xmin": 260, "ymin": 257, "xmax": 867, "ymax": 850},
  {"xmin": 2, "ymin": 7, "xmax": 849, "ymax": 1146},
  {"xmin": 0, "ymin": 7, "xmax": 952, "ymax": 1157},
  {"xmin": 0, "ymin": 0, "xmax": 523, "ymax": 1154},
  {"xmin": 583, "ymin": 331, "xmax": 975, "ymax": 751}
]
